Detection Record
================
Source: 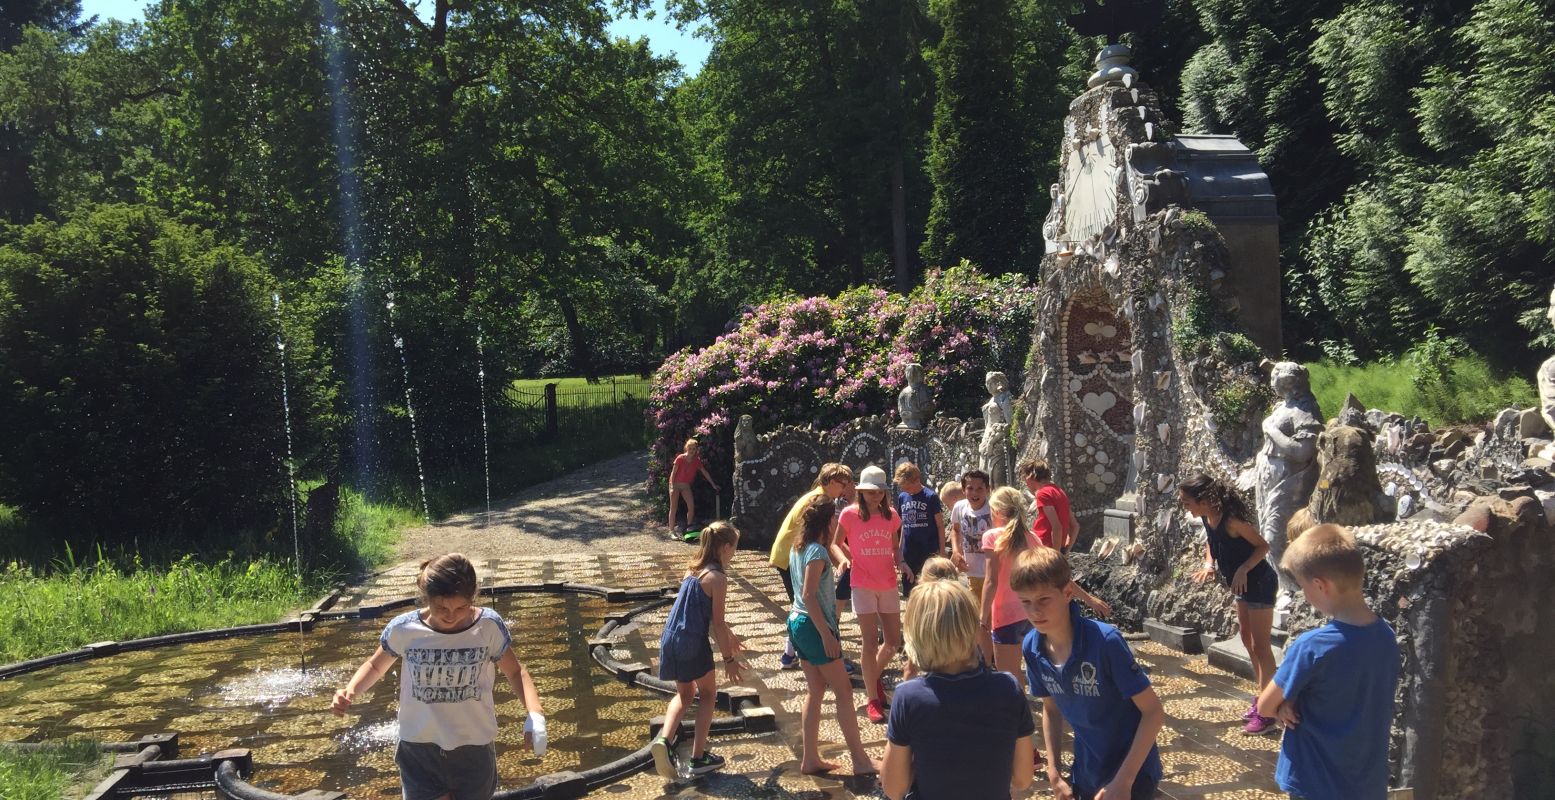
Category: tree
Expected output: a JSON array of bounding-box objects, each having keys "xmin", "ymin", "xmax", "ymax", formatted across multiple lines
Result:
[
  {"xmin": 922, "ymin": 0, "xmax": 1034, "ymax": 273},
  {"xmin": 0, "ymin": 0, "xmax": 86, "ymax": 224}
]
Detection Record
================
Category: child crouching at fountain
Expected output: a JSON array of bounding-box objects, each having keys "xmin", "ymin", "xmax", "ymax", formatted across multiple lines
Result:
[
  {"xmin": 331, "ymin": 553, "xmax": 545, "ymax": 800},
  {"xmin": 651, "ymin": 521, "xmax": 746, "ymax": 779}
]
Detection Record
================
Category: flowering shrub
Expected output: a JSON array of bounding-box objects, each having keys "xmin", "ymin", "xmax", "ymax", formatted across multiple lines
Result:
[{"xmin": 649, "ymin": 264, "xmax": 1040, "ymax": 492}]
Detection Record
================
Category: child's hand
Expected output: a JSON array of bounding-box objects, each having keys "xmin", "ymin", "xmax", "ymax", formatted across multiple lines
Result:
[
  {"xmin": 1086, "ymin": 595, "xmax": 1112, "ymax": 618},
  {"xmin": 822, "ymin": 634, "xmax": 841, "ymax": 660},
  {"xmin": 1275, "ymin": 701, "xmax": 1300, "ymax": 728},
  {"xmin": 723, "ymin": 658, "xmax": 744, "ymax": 683},
  {"xmin": 1230, "ymin": 566, "xmax": 1249, "ymax": 595},
  {"xmin": 1190, "ymin": 565, "xmax": 1216, "ymax": 583},
  {"xmin": 1094, "ymin": 774, "xmax": 1133, "ymax": 799},
  {"xmin": 523, "ymin": 711, "xmax": 548, "ymax": 756},
  {"xmin": 330, "ymin": 688, "xmax": 355, "ymax": 716},
  {"xmin": 952, "ymin": 552, "xmax": 968, "ymax": 571},
  {"xmin": 1049, "ymin": 772, "xmax": 1076, "ymax": 800},
  {"xmin": 900, "ymin": 562, "xmax": 915, "ymax": 583}
]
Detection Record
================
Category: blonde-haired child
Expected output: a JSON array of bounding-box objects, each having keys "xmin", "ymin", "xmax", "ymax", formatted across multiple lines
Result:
[
  {"xmin": 882, "ymin": 580, "xmax": 1035, "ymax": 800},
  {"xmin": 902, "ymin": 556, "xmax": 960, "ymax": 681},
  {"xmin": 668, "ymin": 438, "xmax": 719, "ymax": 533},
  {"xmin": 651, "ymin": 521, "xmax": 745, "ymax": 778}
]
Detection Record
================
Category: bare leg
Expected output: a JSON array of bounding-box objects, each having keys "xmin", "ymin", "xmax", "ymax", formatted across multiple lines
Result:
[
  {"xmin": 682, "ymin": 488, "xmax": 697, "ymax": 527},
  {"xmin": 817, "ymin": 657, "xmax": 880, "ymax": 774},
  {"xmin": 663, "ymin": 679, "xmax": 695, "ymax": 744},
  {"xmin": 691, "ymin": 670, "xmax": 717, "ymax": 758},
  {"xmin": 798, "ymin": 661, "xmax": 840, "ymax": 774},
  {"xmin": 858, "ymin": 612, "xmax": 881, "ymax": 702},
  {"xmin": 667, "ymin": 489, "xmax": 681, "ymax": 528},
  {"xmin": 1240, "ymin": 603, "xmax": 1278, "ymax": 692},
  {"xmin": 994, "ymin": 642, "xmax": 1025, "ymax": 693},
  {"xmin": 878, "ymin": 612, "xmax": 901, "ymax": 676}
]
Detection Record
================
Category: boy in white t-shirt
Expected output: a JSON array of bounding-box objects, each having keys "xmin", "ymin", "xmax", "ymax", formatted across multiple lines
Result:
[{"xmin": 948, "ymin": 469, "xmax": 994, "ymax": 661}]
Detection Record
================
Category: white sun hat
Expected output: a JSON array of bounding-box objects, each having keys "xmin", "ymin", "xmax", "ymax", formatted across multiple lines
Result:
[{"xmin": 856, "ymin": 465, "xmax": 889, "ymax": 491}]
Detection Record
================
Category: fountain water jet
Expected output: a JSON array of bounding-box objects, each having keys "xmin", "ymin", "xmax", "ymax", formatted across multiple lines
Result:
[
  {"xmin": 385, "ymin": 291, "xmax": 430, "ymax": 522},
  {"xmin": 476, "ymin": 325, "xmax": 492, "ymax": 520},
  {"xmin": 271, "ymin": 291, "xmax": 301, "ymax": 574}
]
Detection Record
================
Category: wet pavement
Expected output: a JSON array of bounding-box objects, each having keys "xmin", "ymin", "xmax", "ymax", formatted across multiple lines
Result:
[{"xmin": 336, "ymin": 549, "xmax": 1286, "ymax": 799}]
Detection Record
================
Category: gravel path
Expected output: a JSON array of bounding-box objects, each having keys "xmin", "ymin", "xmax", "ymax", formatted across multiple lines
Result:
[{"xmin": 391, "ymin": 450, "xmax": 687, "ymax": 565}]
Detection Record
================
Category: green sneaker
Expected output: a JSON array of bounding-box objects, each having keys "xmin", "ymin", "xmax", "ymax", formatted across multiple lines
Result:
[
  {"xmin": 688, "ymin": 750, "xmax": 726, "ymax": 775},
  {"xmin": 650, "ymin": 735, "xmax": 677, "ymax": 779}
]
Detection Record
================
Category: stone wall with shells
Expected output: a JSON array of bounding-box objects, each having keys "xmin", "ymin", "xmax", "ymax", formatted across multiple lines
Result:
[{"xmin": 729, "ymin": 414, "xmax": 981, "ymax": 550}]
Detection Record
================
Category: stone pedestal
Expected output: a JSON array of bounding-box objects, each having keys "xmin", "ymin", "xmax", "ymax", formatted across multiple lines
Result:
[{"xmin": 1102, "ymin": 493, "xmax": 1137, "ymax": 546}]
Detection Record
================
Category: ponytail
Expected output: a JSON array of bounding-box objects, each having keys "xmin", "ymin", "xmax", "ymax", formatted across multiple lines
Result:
[{"xmin": 989, "ymin": 487, "xmax": 1031, "ymax": 556}]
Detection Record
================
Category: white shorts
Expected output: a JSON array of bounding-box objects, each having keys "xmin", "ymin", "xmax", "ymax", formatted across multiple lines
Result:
[{"xmin": 851, "ymin": 586, "xmax": 901, "ymax": 616}]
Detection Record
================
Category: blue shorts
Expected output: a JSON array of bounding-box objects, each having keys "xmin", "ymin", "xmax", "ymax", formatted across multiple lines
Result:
[
  {"xmin": 992, "ymin": 619, "xmax": 1033, "ymax": 646},
  {"xmin": 658, "ymin": 634, "xmax": 714, "ymax": 683},
  {"xmin": 1230, "ymin": 564, "xmax": 1279, "ymax": 607},
  {"xmin": 395, "ymin": 740, "xmax": 496, "ymax": 800}
]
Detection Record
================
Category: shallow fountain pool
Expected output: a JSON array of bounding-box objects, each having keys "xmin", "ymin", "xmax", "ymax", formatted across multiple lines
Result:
[{"xmin": 0, "ymin": 592, "xmax": 663, "ymax": 796}]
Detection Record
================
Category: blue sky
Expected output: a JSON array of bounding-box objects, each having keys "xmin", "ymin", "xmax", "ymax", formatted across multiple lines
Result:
[{"xmin": 76, "ymin": 0, "xmax": 711, "ymax": 77}]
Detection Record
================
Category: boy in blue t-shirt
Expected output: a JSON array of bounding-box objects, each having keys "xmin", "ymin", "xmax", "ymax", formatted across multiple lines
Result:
[
  {"xmin": 1258, "ymin": 524, "xmax": 1400, "ymax": 800},
  {"xmin": 894, "ymin": 462, "xmax": 944, "ymax": 595},
  {"xmin": 1013, "ymin": 548, "xmax": 1163, "ymax": 800}
]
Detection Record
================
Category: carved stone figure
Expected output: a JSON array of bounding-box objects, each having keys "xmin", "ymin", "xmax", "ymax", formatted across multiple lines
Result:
[
  {"xmin": 1285, "ymin": 424, "xmax": 1391, "ymax": 541},
  {"xmin": 733, "ymin": 414, "xmax": 756, "ymax": 465},
  {"xmin": 1254, "ymin": 361, "xmax": 1324, "ymax": 589},
  {"xmin": 979, "ymin": 371, "xmax": 1015, "ymax": 487},
  {"xmin": 1540, "ymin": 284, "xmax": 1555, "ymax": 430},
  {"xmin": 897, "ymin": 362, "xmax": 935, "ymax": 430}
]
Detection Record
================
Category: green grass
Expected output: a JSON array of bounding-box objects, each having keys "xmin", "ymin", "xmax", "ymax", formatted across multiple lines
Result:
[
  {"xmin": 0, "ymin": 740, "xmax": 109, "ymax": 800},
  {"xmin": 1307, "ymin": 355, "xmax": 1537, "ymax": 427},
  {"xmin": 0, "ymin": 553, "xmax": 312, "ymax": 664},
  {"xmin": 507, "ymin": 374, "xmax": 652, "ymax": 407}
]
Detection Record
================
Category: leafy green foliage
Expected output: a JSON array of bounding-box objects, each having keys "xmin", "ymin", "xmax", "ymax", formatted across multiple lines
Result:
[
  {"xmin": 0, "ymin": 205, "xmax": 301, "ymax": 539},
  {"xmin": 1307, "ymin": 345, "xmax": 1538, "ymax": 428}
]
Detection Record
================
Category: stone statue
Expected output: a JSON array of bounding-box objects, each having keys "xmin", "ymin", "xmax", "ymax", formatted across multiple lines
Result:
[
  {"xmin": 1254, "ymin": 361, "xmax": 1324, "ymax": 590},
  {"xmin": 897, "ymin": 362, "xmax": 935, "ymax": 430},
  {"xmin": 1540, "ymin": 284, "xmax": 1555, "ymax": 430},
  {"xmin": 980, "ymin": 371, "xmax": 1015, "ymax": 486},
  {"xmin": 733, "ymin": 414, "xmax": 756, "ymax": 465}
]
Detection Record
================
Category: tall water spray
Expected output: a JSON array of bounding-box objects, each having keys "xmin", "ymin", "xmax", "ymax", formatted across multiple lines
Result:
[
  {"xmin": 476, "ymin": 325, "xmax": 491, "ymax": 518},
  {"xmin": 272, "ymin": 292, "xmax": 301, "ymax": 576},
  {"xmin": 386, "ymin": 292, "xmax": 430, "ymax": 522}
]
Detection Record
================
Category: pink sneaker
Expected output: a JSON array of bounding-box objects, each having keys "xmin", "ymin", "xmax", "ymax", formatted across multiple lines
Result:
[
  {"xmin": 1242, "ymin": 700, "xmax": 1259, "ymax": 721},
  {"xmin": 1242, "ymin": 714, "xmax": 1277, "ymax": 735},
  {"xmin": 866, "ymin": 698, "xmax": 888, "ymax": 724}
]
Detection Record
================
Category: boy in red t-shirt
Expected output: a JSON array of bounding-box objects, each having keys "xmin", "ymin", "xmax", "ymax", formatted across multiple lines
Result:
[
  {"xmin": 1018, "ymin": 458, "xmax": 1077, "ymax": 553},
  {"xmin": 669, "ymin": 439, "xmax": 719, "ymax": 532}
]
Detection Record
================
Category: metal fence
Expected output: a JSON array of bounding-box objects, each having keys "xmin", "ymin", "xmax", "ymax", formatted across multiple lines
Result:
[{"xmin": 502, "ymin": 377, "xmax": 652, "ymax": 409}]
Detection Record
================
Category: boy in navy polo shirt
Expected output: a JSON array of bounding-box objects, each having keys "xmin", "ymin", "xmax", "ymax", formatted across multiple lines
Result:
[
  {"xmin": 1257, "ymin": 524, "xmax": 1400, "ymax": 800},
  {"xmin": 895, "ymin": 462, "xmax": 945, "ymax": 595},
  {"xmin": 1013, "ymin": 548, "xmax": 1163, "ymax": 800}
]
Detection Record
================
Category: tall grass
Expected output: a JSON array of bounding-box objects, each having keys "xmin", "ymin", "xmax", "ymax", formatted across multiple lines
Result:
[
  {"xmin": 0, "ymin": 740, "xmax": 107, "ymax": 800},
  {"xmin": 1308, "ymin": 352, "xmax": 1537, "ymax": 428},
  {"xmin": 0, "ymin": 552, "xmax": 309, "ymax": 664}
]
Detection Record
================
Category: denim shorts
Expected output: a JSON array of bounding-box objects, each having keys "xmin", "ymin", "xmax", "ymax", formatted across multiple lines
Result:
[
  {"xmin": 395, "ymin": 740, "xmax": 497, "ymax": 800},
  {"xmin": 1232, "ymin": 564, "xmax": 1279, "ymax": 608},
  {"xmin": 992, "ymin": 619, "xmax": 1033, "ymax": 646}
]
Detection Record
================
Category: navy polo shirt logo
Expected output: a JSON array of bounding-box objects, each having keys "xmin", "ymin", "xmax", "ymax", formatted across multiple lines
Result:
[{"xmin": 1073, "ymin": 661, "xmax": 1101, "ymax": 697}]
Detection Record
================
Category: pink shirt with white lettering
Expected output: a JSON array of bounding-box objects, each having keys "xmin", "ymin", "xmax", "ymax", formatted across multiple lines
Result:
[{"xmin": 838, "ymin": 504, "xmax": 902, "ymax": 592}]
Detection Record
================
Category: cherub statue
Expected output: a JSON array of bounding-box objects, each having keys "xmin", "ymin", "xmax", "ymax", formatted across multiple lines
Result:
[
  {"xmin": 897, "ymin": 363, "xmax": 935, "ymax": 430},
  {"xmin": 979, "ymin": 371, "xmax": 1015, "ymax": 486}
]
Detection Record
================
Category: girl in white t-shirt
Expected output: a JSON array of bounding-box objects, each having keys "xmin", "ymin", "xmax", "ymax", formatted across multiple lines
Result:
[{"xmin": 332, "ymin": 553, "xmax": 545, "ymax": 800}]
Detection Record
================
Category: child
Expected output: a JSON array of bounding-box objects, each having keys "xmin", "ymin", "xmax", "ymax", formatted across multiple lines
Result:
[
  {"xmin": 332, "ymin": 554, "xmax": 545, "ymax": 800},
  {"xmin": 789, "ymin": 493, "xmax": 880, "ymax": 776},
  {"xmin": 938, "ymin": 481, "xmax": 964, "ymax": 555},
  {"xmin": 1013, "ymin": 547, "xmax": 1164, "ymax": 800},
  {"xmin": 1018, "ymin": 458, "xmax": 1078, "ymax": 553},
  {"xmin": 651, "ymin": 521, "xmax": 746, "ymax": 778},
  {"xmin": 1257, "ymin": 524, "xmax": 1400, "ymax": 800},
  {"xmin": 895, "ymin": 462, "xmax": 945, "ymax": 596},
  {"xmin": 838, "ymin": 464, "xmax": 910, "ymax": 724},
  {"xmin": 1178, "ymin": 472, "xmax": 1281, "ymax": 734},
  {"xmin": 668, "ymin": 439, "xmax": 719, "ymax": 533},
  {"xmin": 769, "ymin": 463, "xmax": 855, "ymax": 670},
  {"xmin": 882, "ymin": 580, "xmax": 1035, "ymax": 800},
  {"xmin": 949, "ymin": 469, "xmax": 995, "ymax": 660},
  {"xmin": 980, "ymin": 487, "xmax": 1110, "ymax": 692},
  {"xmin": 901, "ymin": 556, "xmax": 961, "ymax": 681}
]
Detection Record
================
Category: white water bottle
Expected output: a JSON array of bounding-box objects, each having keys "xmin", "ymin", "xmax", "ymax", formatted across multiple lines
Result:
[{"xmin": 524, "ymin": 711, "xmax": 548, "ymax": 757}]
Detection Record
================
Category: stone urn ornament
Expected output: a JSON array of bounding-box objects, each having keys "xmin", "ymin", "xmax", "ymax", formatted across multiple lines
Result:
[
  {"xmin": 1253, "ymin": 361, "xmax": 1324, "ymax": 591},
  {"xmin": 897, "ymin": 362, "xmax": 935, "ymax": 430},
  {"xmin": 979, "ymin": 371, "xmax": 1016, "ymax": 487}
]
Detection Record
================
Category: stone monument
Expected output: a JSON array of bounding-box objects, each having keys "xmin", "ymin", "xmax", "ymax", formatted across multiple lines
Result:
[
  {"xmin": 980, "ymin": 371, "xmax": 1015, "ymax": 487},
  {"xmin": 897, "ymin": 362, "xmax": 934, "ymax": 430},
  {"xmin": 1540, "ymin": 284, "xmax": 1555, "ymax": 430},
  {"xmin": 1252, "ymin": 361, "xmax": 1323, "ymax": 588}
]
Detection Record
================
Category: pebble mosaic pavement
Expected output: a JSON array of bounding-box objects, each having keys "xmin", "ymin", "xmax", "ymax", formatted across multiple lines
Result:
[{"xmin": 334, "ymin": 549, "xmax": 1285, "ymax": 799}]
